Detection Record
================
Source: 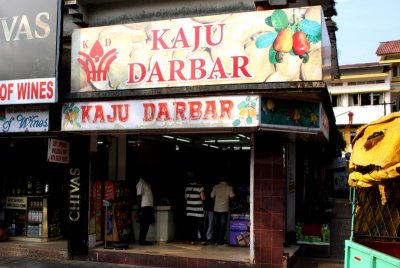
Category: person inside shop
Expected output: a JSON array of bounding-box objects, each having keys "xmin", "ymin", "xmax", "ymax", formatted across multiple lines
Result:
[
  {"xmin": 184, "ymin": 172, "xmax": 208, "ymax": 245},
  {"xmin": 210, "ymin": 177, "xmax": 235, "ymax": 246},
  {"xmin": 136, "ymin": 176, "xmax": 155, "ymax": 246},
  {"xmin": 203, "ymin": 180, "xmax": 215, "ymax": 243}
]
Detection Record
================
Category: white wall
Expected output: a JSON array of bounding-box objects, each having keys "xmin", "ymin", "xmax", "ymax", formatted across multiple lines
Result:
[{"xmin": 334, "ymin": 105, "xmax": 385, "ymax": 126}]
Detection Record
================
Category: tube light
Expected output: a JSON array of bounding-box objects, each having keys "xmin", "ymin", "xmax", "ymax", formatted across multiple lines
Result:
[
  {"xmin": 237, "ymin": 134, "xmax": 250, "ymax": 140},
  {"xmin": 176, "ymin": 137, "xmax": 190, "ymax": 143},
  {"xmin": 205, "ymin": 139, "xmax": 240, "ymax": 143},
  {"xmin": 216, "ymin": 139, "xmax": 241, "ymax": 143}
]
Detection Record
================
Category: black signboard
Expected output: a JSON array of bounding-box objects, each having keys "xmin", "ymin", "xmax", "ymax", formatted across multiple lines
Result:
[{"xmin": 0, "ymin": 0, "xmax": 62, "ymax": 105}]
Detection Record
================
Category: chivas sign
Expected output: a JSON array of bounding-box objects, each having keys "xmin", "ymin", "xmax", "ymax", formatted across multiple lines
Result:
[
  {"xmin": 69, "ymin": 168, "xmax": 81, "ymax": 222},
  {"xmin": 71, "ymin": 6, "xmax": 327, "ymax": 92},
  {"xmin": 0, "ymin": 0, "xmax": 62, "ymax": 105},
  {"xmin": 68, "ymin": 167, "xmax": 88, "ymax": 256}
]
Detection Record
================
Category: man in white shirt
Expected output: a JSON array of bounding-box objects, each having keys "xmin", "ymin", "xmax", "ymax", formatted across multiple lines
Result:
[
  {"xmin": 210, "ymin": 180, "xmax": 235, "ymax": 245},
  {"xmin": 136, "ymin": 177, "xmax": 154, "ymax": 245}
]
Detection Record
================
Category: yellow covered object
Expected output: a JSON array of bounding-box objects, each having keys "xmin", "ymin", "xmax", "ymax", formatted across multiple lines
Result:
[{"xmin": 348, "ymin": 112, "xmax": 400, "ymax": 188}]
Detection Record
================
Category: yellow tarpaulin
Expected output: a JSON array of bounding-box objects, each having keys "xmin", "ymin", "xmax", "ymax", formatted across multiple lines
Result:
[{"xmin": 348, "ymin": 112, "xmax": 400, "ymax": 188}]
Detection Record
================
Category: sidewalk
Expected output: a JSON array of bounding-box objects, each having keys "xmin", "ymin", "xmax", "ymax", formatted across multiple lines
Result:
[
  {"xmin": 0, "ymin": 256, "xmax": 156, "ymax": 268},
  {"xmin": 0, "ymin": 238, "xmax": 344, "ymax": 267},
  {"xmin": 0, "ymin": 255, "xmax": 343, "ymax": 268}
]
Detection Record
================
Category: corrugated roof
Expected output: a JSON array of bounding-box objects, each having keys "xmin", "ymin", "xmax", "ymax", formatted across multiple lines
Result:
[{"xmin": 376, "ymin": 40, "xmax": 400, "ymax": 55}]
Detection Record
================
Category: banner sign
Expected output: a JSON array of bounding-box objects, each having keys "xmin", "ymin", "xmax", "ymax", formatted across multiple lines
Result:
[
  {"xmin": 6, "ymin": 196, "xmax": 27, "ymax": 210},
  {"xmin": 71, "ymin": 6, "xmax": 327, "ymax": 92},
  {"xmin": 61, "ymin": 96, "xmax": 260, "ymax": 131},
  {"xmin": 0, "ymin": 0, "xmax": 62, "ymax": 105},
  {"xmin": 47, "ymin": 138, "xmax": 70, "ymax": 164},
  {"xmin": 260, "ymin": 98, "xmax": 328, "ymax": 139},
  {"xmin": 0, "ymin": 105, "xmax": 49, "ymax": 132}
]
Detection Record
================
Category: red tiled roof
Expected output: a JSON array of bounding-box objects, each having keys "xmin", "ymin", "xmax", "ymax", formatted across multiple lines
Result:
[{"xmin": 376, "ymin": 40, "xmax": 400, "ymax": 55}]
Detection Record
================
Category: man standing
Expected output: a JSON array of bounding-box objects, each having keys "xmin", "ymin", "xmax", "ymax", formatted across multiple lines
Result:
[
  {"xmin": 136, "ymin": 177, "xmax": 154, "ymax": 245},
  {"xmin": 211, "ymin": 179, "xmax": 235, "ymax": 246},
  {"xmin": 185, "ymin": 174, "xmax": 207, "ymax": 245}
]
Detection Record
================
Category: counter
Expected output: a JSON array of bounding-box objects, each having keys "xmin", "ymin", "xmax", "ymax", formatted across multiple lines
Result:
[{"xmin": 131, "ymin": 205, "xmax": 174, "ymax": 242}]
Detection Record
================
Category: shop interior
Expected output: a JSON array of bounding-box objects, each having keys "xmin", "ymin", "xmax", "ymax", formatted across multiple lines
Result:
[
  {"xmin": 90, "ymin": 133, "xmax": 252, "ymax": 261},
  {"xmin": 0, "ymin": 137, "xmax": 69, "ymax": 242},
  {"xmin": 0, "ymin": 133, "xmax": 253, "ymax": 261}
]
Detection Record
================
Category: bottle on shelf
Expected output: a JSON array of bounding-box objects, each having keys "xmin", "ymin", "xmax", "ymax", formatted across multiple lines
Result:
[
  {"xmin": 10, "ymin": 219, "xmax": 16, "ymax": 236},
  {"xmin": 27, "ymin": 179, "xmax": 33, "ymax": 194},
  {"xmin": 35, "ymin": 180, "xmax": 42, "ymax": 194}
]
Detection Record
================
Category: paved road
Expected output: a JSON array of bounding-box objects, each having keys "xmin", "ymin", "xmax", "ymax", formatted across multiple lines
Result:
[{"xmin": 0, "ymin": 256, "xmax": 157, "ymax": 268}]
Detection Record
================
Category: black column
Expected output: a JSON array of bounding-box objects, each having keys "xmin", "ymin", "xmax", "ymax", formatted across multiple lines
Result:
[{"xmin": 67, "ymin": 136, "xmax": 89, "ymax": 257}]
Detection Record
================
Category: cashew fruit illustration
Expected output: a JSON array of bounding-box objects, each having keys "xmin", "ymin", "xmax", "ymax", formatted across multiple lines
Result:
[
  {"xmin": 292, "ymin": 31, "xmax": 310, "ymax": 63},
  {"xmin": 310, "ymin": 112, "xmax": 318, "ymax": 125},
  {"xmin": 272, "ymin": 28, "xmax": 293, "ymax": 63},
  {"xmin": 263, "ymin": 99, "xmax": 275, "ymax": 112}
]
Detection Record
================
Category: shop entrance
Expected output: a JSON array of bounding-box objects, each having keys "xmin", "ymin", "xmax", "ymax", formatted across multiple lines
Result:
[{"xmin": 91, "ymin": 133, "xmax": 252, "ymax": 262}]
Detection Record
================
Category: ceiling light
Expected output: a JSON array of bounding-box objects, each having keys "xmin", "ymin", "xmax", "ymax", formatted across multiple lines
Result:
[
  {"xmin": 205, "ymin": 139, "xmax": 240, "ymax": 143},
  {"xmin": 176, "ymin": 137, "xmax": 190, "ymax": 143},
  {"xmin": 162, "ymin": 135, "xmax": 174, "ymax": 139},
  {"xmin": 237, "ymin": 134, "xmax": 250, "ymax": 140},
  {"xmin": 216, "ymin": 139, "xmax": 241, "ymax": 143}
]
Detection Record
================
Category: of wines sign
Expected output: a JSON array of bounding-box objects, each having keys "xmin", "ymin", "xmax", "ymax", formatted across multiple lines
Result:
[{"xmin": 0, "ymin": 0, "xmax": 62, "ymax": 105}]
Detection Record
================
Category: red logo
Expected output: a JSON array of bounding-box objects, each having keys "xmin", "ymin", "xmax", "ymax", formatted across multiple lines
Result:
[{"xmin": 78, "ymin": 40, "xmax": 117, "ymax": 83}]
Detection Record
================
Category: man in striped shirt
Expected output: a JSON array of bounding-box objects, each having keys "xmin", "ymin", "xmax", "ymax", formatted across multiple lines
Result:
[{"xmin": 185, "ymin": 175, "xmax": 207, "ymax": 245}]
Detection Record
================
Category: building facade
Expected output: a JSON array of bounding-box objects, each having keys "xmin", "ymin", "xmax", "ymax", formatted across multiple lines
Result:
[
  {"xmin": 0, "ymin": 1, "xmax": 342, "ymax": 267},
  {"xmin": 329, "ymin": 39, "xmax": 400, "ymax": 154},
  {"xmin": 328, "ymin": 63, "xmax": 392, "ymax": 153}
]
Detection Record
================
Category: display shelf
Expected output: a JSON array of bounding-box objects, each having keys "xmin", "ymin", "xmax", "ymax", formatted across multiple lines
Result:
[{"xmin": 5, "ymin": 195, "xmax": 61, "ymax": 242}]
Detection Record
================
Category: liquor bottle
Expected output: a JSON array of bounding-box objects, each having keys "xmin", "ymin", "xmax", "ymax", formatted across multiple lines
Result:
[{"xmin": 27, "ymin": 179, "xmax": 33, "ymax": 194}]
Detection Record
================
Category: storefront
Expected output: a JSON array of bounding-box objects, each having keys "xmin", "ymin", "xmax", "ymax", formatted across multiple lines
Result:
[
  {"xmin": 0, "ymin": 0, "xmax": 64, "ymax": 243},
  {"xmin": 60, "ymin": 6, "xmax": 341, "ymax": 267}
]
